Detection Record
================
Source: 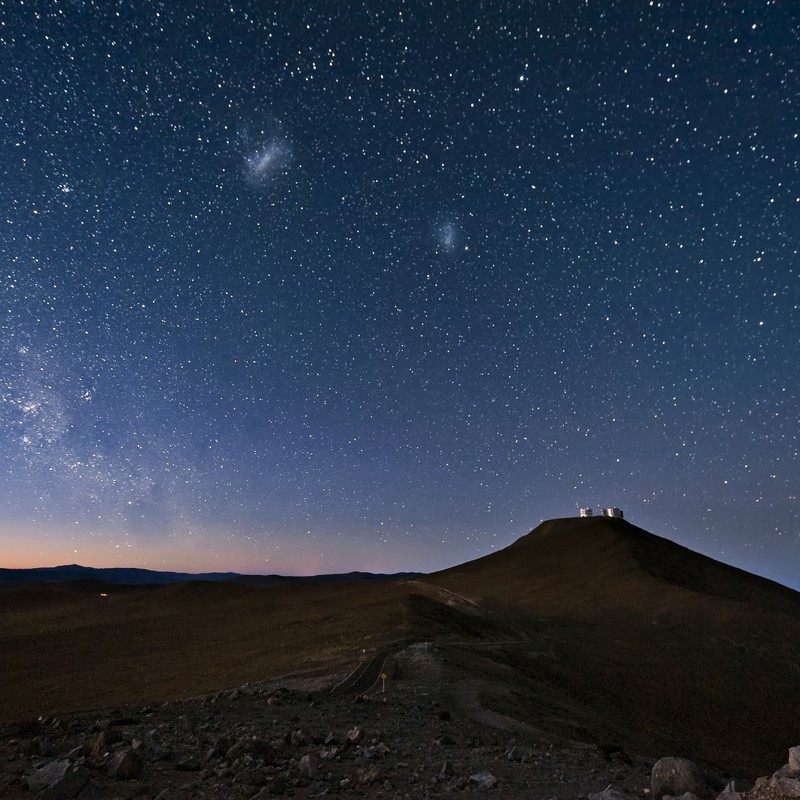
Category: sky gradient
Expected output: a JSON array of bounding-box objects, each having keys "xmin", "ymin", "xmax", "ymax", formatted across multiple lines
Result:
[{"xmin": 2, "ymin": 1, "xmax": 798, "ymax": 586}]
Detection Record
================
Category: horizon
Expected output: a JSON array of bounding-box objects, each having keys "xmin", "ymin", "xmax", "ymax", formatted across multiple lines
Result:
[{"xmin": 3, "ymin": 514, "xmax": 799, "ymax": 592}]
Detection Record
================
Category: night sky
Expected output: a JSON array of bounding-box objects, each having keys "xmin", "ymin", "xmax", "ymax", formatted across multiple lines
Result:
[{"xmin": 2, "ymin": 1, "xmax": 798, "ymax": 586}]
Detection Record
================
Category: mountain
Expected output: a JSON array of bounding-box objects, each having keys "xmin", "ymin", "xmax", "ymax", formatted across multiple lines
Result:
[
  {"xmin": 0, "ymin": 563, "xmax": 419, "ymax": 586},
  {"xmin": 412, "ymin": 517, "xmax": 800, "ymax": 777},
  {"xmin": 426, "ymin": 515, "xmax": 800, "ymax": 616},
  {"xmin": 0, "ymin": 564, "xmax": 241, "ymax": 585},
  {"xmin": 1, "ymin": 516, "xmax": 798, "ymax": 781}
]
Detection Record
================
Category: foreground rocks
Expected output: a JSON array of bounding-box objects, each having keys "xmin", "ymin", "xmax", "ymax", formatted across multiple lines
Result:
[
  {"xmin": 0, "ymin": 675, "xmax": 650, "ymax": 800},
  {"xmin": 598, "ymin": 748, "xmax": 800, "ymax": 800},
  {"xmin": 650, "ymin": 756, "xmax": 711, "ymax": 799},
  {"xmin": 1, "ymin": 667, "xmax": 798, "ymax": 800}
]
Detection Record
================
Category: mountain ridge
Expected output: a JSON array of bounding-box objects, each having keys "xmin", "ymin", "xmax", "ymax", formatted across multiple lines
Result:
[
  {"xmin": 0, "ymin": 563, "xmax": 421, "ymax": 586},
  {"xmin": 426, "ymin": 516, "xmax": 800, "ymax": 617}
]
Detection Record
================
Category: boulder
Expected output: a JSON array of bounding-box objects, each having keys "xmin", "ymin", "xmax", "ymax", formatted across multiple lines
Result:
[
  {"xmin": 26, "ymin": 759, "xmax": 71, "ymax": 793},
  {"xmin": 298, "ymin": 754, "xmax": 317, "ymax": 780},
  {"xmin": 39, "ymin": 766, "xmax": 90, "ymax": 800},
  {"xmin": 26, "ymin": 760, "xmax": 90, "ymax": 800},
  {"xmin": 108, "ymin": 748, "xmax": 144, "ymax": 780},
  {"xmin": 651, "ymin": 757, "xmax": 708, "ymax": 800},
  {"xmin": 469, "ymin": 770, "xmax": 498, "ymax": 790},
  {"xmin": 25, "ymin": 758, "xmax": 69, "ymax": 792},
  {"xmin": 790, "ymin": 747, "xmax": 800, "ymax": 773},
  {"xmin": 770, "ymin": 776, "xmax": 800, "ymax": 797}
]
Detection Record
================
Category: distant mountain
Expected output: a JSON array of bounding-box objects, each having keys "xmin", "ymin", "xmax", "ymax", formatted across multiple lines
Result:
[{"xmin": 0, "ymin": 563, "xmax": 420, "ymax": 586}]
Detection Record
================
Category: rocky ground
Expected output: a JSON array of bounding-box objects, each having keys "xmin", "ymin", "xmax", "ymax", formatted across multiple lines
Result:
[
  {"xmin": 0, "ymin": 642, "xmax": 652, "ymax": 800},
  {"xmin": 2, "ymin": 643, "xmax": 798, "ymax": 800}
]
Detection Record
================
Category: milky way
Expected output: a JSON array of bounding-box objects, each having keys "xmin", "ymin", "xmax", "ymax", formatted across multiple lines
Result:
[{"xmin": 0, "ymin": 1, "xmax": 797, "ymax": 585}]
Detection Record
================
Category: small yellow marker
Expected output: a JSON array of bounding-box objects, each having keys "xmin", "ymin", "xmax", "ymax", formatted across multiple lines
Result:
[{"xmin": 381, "ymin": 673, "xmax": 388, "ymax": 693}]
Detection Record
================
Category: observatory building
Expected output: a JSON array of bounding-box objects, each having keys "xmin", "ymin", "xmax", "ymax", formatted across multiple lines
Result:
[{"xmin": 579, "ymin": 507, "xmax": 624, "ymax": 519}]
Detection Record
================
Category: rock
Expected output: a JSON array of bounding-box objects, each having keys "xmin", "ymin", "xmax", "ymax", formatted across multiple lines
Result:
[
  {"xmin": 225, "ymin": 737, "xmax": 275, "ymax": 763},
  {"xmin": 26, "ymin": 760, "xmax": 90, "ymax": 800},
  {"xmin": 507, "ymin": 744, "xmax": 535, "ymax": 763},
  {"xmin": 716, "ymin": 781, "xmax": 744, "ymax": 800},
  {"xmin": 469, "ymin": 770, "xmax": 498, "ymax": 789},
  {"xmin": 90, "ymin": 729, "xmax": 122, "ymax": 757},
  {"xmin": 26, "ymin": 760, "xmax": 70, "ymax": 793},
  {"xmin": 176, "ymin": 755, "xmax": 202, "ymax": 771},
  {"xmin": 790, "ymin": 748, "xmax": 800, "ymax": 773},
  {"xmin": 588, "ymin": 786, "xmax": 629, "ymax": 800},
  {"xmin": 770, "ymin": 776, "xmax": 800, "ymax": 797},
  {"xmin": 39, "ymin": 771, "xmax": 86, "ymax": 799},
  {"xmin": 64, "ymin": 744, "xmax": 88, "ymax": 761},
  {"xmin": 664, "ymin": 794, "xmax": 701, "ymax": 800},
  {"xmin": 357, "ymin": 743, "xmax": 390, "ymax": 761},
  {"xmin": 439, "ymin": 760, "xmax": 454, "ymax": 780},
  {"xmin": 357, "ymin": 765, "xmax": 383, "ymax": 785},
  {"xmin": 131, "ymin": 732, "xmax": 171, "ymax": 761},
  {"xmin": 298, "ymin": 753, "xmax": 317, "ymax": 779},
  {"xmin": 346, "ymin": 726, "xmax": 362, "ymax": 744},
  {"xmin": 108, "ymin": 748, "xmax": 144, "ymax": 780},
  {"xmin": 772, "ymin": 765, "xmax": 798, "ymax": 780},
  {"xmin": 39, "ymin": 766, "xmax": 90, "ymax": 800},
  {"xmin": 651, "ymin": 757, "xmax": 707, "ymax": 800}
]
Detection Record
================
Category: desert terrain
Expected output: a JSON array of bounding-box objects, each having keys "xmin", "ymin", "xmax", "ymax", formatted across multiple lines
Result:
[{"xmin": 2, "ymin": 517, "xmax": 800, "ymax": 799}]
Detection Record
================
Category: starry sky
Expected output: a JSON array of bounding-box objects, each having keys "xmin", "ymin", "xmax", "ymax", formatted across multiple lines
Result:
[{"xmin": 2, "ymin": 1, "xmax": 798, "ymax": 585}]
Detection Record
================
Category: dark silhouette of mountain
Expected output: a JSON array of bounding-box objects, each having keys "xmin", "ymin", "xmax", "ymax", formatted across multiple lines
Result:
[
  {"xmin": 0, "ymin": 563, "xmax": 419, "ymax": 586},
  {"xmin": 412, "ymin": 517, "xmax": 800, "ymax": 778}
]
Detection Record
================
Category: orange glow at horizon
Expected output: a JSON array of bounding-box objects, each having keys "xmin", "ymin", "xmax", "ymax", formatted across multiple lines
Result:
[{"xmin": 0, "ymin": 521, "xmax": 428, "ymax": 576}]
